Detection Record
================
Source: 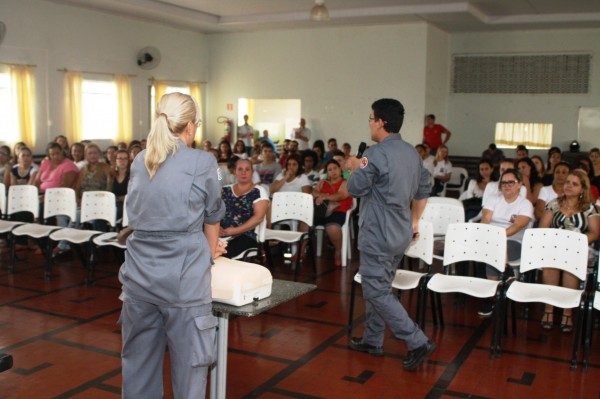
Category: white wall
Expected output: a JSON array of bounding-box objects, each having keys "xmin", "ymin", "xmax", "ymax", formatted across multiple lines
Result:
[
  {"xmin": 449, "ymin": 28, "xmax": 600, "ymax": 158},
  {"xmin": 0, "ymin": 0, "xmax": 209, "ymax": 153},
  {"xmin": 206, "ymin": 24, "xmax": 432, "ymax": 149},
  {"xmin": 424, "ymin": 25, "xmax": 451, "ymax": 126}
]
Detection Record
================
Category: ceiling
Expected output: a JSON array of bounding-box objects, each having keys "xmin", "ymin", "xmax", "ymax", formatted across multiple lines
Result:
[{"xmin": 44, "ymin": 0, "xmax": 600, "ymax": 34}]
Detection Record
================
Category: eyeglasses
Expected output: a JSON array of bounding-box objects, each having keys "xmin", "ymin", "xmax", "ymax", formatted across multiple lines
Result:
[
  {"xmin": 368, "ymin": 116, "xmax": 376, "ymax": 122},
  {"xmin": 116, "ymin": 157, "xmax": 129, "ymax": 161},
  {"xmin": 500, "ymin": 180, "xmax": 518, "ymax": 187}
]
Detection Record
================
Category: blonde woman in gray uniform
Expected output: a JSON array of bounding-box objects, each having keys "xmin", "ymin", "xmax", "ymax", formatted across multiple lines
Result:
[{"xmin": 119, "ymin": 92, "xmax": 225, "ymax": 399}]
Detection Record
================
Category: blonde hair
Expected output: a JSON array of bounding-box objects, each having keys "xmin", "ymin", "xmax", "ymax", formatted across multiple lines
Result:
[
  {"xmin": 558, "ymin": 169, "xmax": 593, "ymax": 212},
  {"xmin": 145, "ymin": 92, "xmax": 200, "ymax": 178}
]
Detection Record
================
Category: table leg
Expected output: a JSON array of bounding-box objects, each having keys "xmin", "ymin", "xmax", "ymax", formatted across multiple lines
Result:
[{"xmin": 211, "ymin": 312, "xmax": 229, "ymax": 399}]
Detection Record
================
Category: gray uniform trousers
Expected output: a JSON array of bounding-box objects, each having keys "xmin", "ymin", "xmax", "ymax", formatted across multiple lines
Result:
[
  {"xmin": 360, "ymin": 252, "xmax": 428, "ymax": 351},
  {"xmin": 120, "ymin": 298, "xmax": 217, "ymax": 399}
]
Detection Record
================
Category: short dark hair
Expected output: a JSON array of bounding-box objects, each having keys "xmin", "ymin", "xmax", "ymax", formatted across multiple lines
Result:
[
  {"xmin": 285, "ymin": 153, "xmax": 304, "ymax": 177},
  {"xmin": 327, "ymin": 138, "xmax": 337, "ymax": 145},
  {"xmin": 488, "ymin": 143, "xmax": 497, "ymax": 150},
  {"xmin": 426, "ymin": 114, "xmax": 435, "ymax": 120},
  {"xmin": 301, "ymin": 149, "xmax": 318, "ymax": 163},
  {"xmin": 372, "ymin": 98, "xmax": 405, "ymax": 133}
]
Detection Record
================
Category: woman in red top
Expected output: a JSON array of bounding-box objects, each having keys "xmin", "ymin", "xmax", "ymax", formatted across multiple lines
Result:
[{"xmin": 312, "ymin": 159, "xmax": 352, "ymax": 266}]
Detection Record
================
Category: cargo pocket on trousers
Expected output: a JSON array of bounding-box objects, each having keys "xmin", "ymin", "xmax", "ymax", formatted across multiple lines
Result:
[{"xmin": 191, "ymin": 314, "xmax": 219, "ymax": 367}]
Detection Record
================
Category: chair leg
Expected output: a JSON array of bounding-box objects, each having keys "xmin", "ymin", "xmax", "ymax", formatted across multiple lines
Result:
[
  {"xmin": 582, "ymin": 301, "xmax": 595, "ymax": 371},
  {"xmin": 8, "ymin": 233, "xmax": 16, "ymax": 274},
  {"xmin": 435, "ymin": 292, "xmax": 444, "ymax": 328},
  {"xmin": 89, "ymin": 242, "xmax": 97, "ymax": 286},
  {"xmin": 571, "ymin": 302, "xmax": 586, "ymax": 371},
  {"xmin": 348, "ymin": 279, "xmax": 357, "ymax": 336},
  {"xmin": 44, "ymin": 239, "xmax": 53, "ymax": 280},
  {"xmin": 263, "ymin": 242, "xmax": 274, "ymax": 271}
]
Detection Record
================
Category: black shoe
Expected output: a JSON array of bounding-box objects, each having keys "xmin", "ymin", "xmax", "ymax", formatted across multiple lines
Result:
[
  {"xmin": 478, "ymin": 302, "xmax": 494, "ymax": 317},
  {"xmin": 403, "ymin": 341, "xmax": 436, "ymax": 371},
  {"xmin": 348, "ymin": 337, "xmax": 383, "ymax": 356},
  {"xmin": 0, "ymin": 353, "xmax": 13, "ymax": 373}
]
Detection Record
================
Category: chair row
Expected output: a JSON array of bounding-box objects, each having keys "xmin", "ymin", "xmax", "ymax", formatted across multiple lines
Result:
[
  {"xmin": 0, "ymin": 184, "xmax": 127, "ymax": 284},
  {"xmin": 348, "ymin": 221, "xmax": 593, "ymax": 370}
]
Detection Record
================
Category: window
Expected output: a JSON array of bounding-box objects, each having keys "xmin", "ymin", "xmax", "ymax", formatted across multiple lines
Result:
[
  {"xmin": 81, "ymin": 79, "xmax": 118, "ymax": 140},
  {"xmin": 0, "ymin": 69, "xmax": 19, "ymax": 144},
  {"xmin": 495, "ymin": 122, "xmax": 553, "ymax": 149}
]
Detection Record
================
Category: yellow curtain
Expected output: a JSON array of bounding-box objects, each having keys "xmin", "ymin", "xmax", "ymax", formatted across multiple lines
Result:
[
  {"xmin": 495, "ymin": 122, "xmax": 553, "ymax": 148},
  {"xmin": 115, "ymin": 75, "xmax": 133, "ymax": 143},
  {"xmin": 10, "ymin": 65, "xmax": 37, "ymax": 148},
  {"xmin": 153, "ymin": 80, "xmax": 169, "ymax": 108},
  {"xmin": 189, "ymin": 82, "xmax": 202, "ymax": 141},
  {"xmin": 64, "ymin": 72, "xmax": 83, "ymax": 142}
]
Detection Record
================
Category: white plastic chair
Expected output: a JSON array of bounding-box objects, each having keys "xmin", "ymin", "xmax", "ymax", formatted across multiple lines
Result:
[
  {"xmin": 504, "ymin": 228, "xmax": 589, "ymax": 370},
  {"xmin": 0, "ymin": 182, "xmax": 6, "ymax": 216},
  {"xmin": 0, "ymin": 185, "xmax": 39, "ymax": 235},
  {"xmin": 583, "ymin": 249, "xmax": 600, "ymax": 371},
  {"xmin": 9, "ymin": 188, "xmax": 77, "ymax": 273},
  {"xmin": 420, "ymin": 197, "xmax": 465, "ymax": 263},
  {"xmin": 315, "ymin": 197, "xmax": 357, "ymax": 267},
  {"xmin": 260, "ymin": 192, "xmax": 314, "ymax": 281},
  {"xmin": 231, "ymin": 215, "xmax": 267, "ymax": 262},
  {"xmin": 445, "ymin": 167, "xmax": 469, "ymax": 197},
  {"xmin": 93, "ymin": 195, "xmax": 129, "ymax": 250},
  {"xmin": 48, "ymin": 191, "xmax": 117, "ymax": 283},
  {"xmin": 426, "ymin": 223, "xmax": 507, "ymax": 358},
  {"xmin": 347, "ymin": 220, "xmax": 435, "ymax": 336}
]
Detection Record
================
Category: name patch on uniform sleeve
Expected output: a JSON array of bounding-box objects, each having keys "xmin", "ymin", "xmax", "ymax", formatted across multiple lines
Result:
[
  {"xmin": 360, "ymin": 157, "xmax": 368, "ymax": 169},
  {"xmin": 217, "ymin": 168, "xmax": 223, "ymax": 180}
]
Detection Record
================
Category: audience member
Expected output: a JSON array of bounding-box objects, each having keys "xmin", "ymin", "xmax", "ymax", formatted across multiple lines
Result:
[
  {"xmin": 71, "ymin": 142, "xmax": 87, "ymax": 170},
  {"xmin": 237, "ymin": 114, "xmax": 254, "ymax": 155},
  {"xmin": 459, "ymin": 159, "xmax": 493, "ymax": 220},
  {"xmin": 312, "ymin": 159, "xmax": 352, "ymax": 266},
  {"xmin": 105, "ymin": 145, "xmax": 118, "ymax": 167},
  {"xmin": 342, "ymin": 142, "xmax": 352, "ymax": 160},
  {"xmin": 479, "ymin": 168, "xmax": 533, "ymax": 316},
  {"xmin": 254, "ymin": 142, "xmax": 282, "ymax": 187},
  {"xmin": 302, "ymin": 149, "xmax": 321, "ymax": 186},
  {"xmin": 430, "ymin": 144, "xmax": 452, "ymax": 196},
  {"xmin": 323, "ymin": 138, "xmax": 338, "ymax": 162},
  {"xmin": 232, "ymin": 140, "xmax": 248, "ymax": 160},
  {"xmin": 539, "ymin": 169, "xmax": 599, "ymax": 333},
  {"xmin": 293, "ymin": 118, "xmax": 311, "ymax": 151},
  {"xmin": 270, "ymin": 153, "xmax": 311, "ymax": 195},
  {"xmin": 589, "ymin": 148, "xmax": 600, "ymax": 191},
  {"xmin": 515, "ymin": 144, "xmax": 528, "ymax": 160},
  {"xmin": 220, "ymin": 158, "xmax": 269, "ymax": 259},
  {"xmin": 516, "ymin": 157, "xmax": 543, "ymax": 205},
  {"xmin": 111, "ymin": 149, "xmax": 130, "ymax": 220},
  {"xmin": 202, "ymin": 140, "xmax": 213, "ymax": 152},
  {"xmin": 534, "ymin": 161, "xmax": 570, "ymax": 220},
  {"xmin": 54, "ymin": 135, "xmax": 71, "ymax": 159},
  {"xmin": 481, "ymin": 143, "xmax": 505, "ymax": 167},
  {"xmin": 542, "ymin": 147, "xmax": 562, "ymax": 185},
  {"xmin": 312, "ymin": 140, "xmax": 326, "ymax": 170},
  {"xmin": 0, "ymin": 145, "xmax": 12, "ymax": 186},
  {"xmin": 482, "ymin": 159, "xmax": 527, "ymax": 213},
  {"xmin": 129, "ymin": 144, "xmax": 142, "ymax": 161},
  {"xmin": 423, "ymin": 114, "xmax": 452, "ymax": 154},
  {"xmin": 531, "ymin": 155, "xmax": 546, "ymax": 182},
  {"xmin": 9, "ymin": 147, "xmax": 38, "ymax": 187}
]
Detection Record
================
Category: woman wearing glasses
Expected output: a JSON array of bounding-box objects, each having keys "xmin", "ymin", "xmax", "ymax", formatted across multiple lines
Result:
[
  {"xmin": 539, "ymin": 169, "xmax": 599, "ymax": 333},
  {"xmin": 479, "ymin": 168, "xmax": 534, "ymax": 317}
]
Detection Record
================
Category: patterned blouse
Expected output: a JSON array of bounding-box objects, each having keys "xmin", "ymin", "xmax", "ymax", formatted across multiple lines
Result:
[
  {"xmin": 220, "ymin": 184, "xmax": 269, "ymax": 239},
  {"xmin": 545, "ymin": 198, "xmax": 599, "ymax": 234}
]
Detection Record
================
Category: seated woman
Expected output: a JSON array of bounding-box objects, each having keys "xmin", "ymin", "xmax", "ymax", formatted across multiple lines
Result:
[
  {"xmin": 430, "ymin": 144, "xmax": 452, "ymax": 196},
  {"xmin": 542, "ymin": 147, "xmax": 562, "ymax": 186},
  {"xmin": 302, "ymin": 149, "xmax": 321, "ymax": 187},
  {"xmin": 270, "ymin": 153, "xmax": 312, "ymax": 195},
  {"xmin": 460, "ymin": 159, "xmax": 492, "ymax": 220},
  {"xmin": 534, "ymin": 161, "xmax": 570, "ymax": 220},
  {"xmin": 517, "ymin": 157, "xmax": 543, "ymax": 205},
  {"xmin": 232, "ymin": 139, "xmax": 248, "ymax": 160},
  {"xmin": 220, "ymin": 159, "xmax": 269, "ymax": 259},
  {"xmin": 539, "ymin": 169, "xmax": 599, "ymax": 333},
  {"xmin": 217, "ymin": 140, "xmax": 234, "ymax": 165},
  {"xmin": 479, "ymin": 168, "xmax": 533, "ymax": 317},
  {"xmin": 70, "ymin": 142, "xmax": 87, "ymax": 170},
  {"xmin": 312, "ymin": 160, "xmax": 352, "ymax": 266},
  {"xmin": 9, "ymin": 146, "xmax": 38, "ymax": 187},
  {"xmin": 111, "ymin": 149, "xmax": 130, "ymax": 220}
]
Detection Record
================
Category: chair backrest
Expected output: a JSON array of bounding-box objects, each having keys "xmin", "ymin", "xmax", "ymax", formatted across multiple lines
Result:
[
  {"xmin": 7, "ymin": 184, "xmax": 39, "ymax": 219},
  {"xmin": 447, "ymin": 167, "xmax": 468, "ymax": 188},
  {"xmin": 255, "ymin": 214, "xmax": 267, "ymax": 242},
  {"xmin": 421, "ymin": 197, "xmax": 465, "ymax": 236},
  {"xmin": 520, "ymin": 228, "xmax": 589, "ymax": 281},
  {"xmin": 81, "ymin": 191, "xmax": 117, "ymax": 227},
  {"xmin": 443, "ymin": 223, "xmax": 507, "ymax": 273},
  {"xmin": 43, "ymin": 188, "xmax": 77, "ymax": 222},
  {"xmin": 0, "ymin": 182, "xmax": 6, "ymax": 216},
  {"xmin": 405, "ymin": 219, "xmax": 433, "ymax": 265},
  {"xmin": 270, "ymin": 192, "xmax": 314, "ymax": 226}
]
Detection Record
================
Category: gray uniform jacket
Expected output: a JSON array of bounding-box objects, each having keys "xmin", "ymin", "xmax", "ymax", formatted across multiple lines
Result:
[
  {"xmin": 119, "ymin": 141, "xmax": 225, "ymax": 307},
  {"xmin": 347, "ymin": 134, "xmax": 430, "ymax": 259}
]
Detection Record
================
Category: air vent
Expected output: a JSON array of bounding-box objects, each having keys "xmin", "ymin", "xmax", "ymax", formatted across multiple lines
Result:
[{"xmin": 452, "ymin": 54, "xmax": 591, "ymax": 94}]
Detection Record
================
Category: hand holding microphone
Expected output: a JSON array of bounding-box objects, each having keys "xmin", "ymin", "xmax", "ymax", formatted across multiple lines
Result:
[{"xmin": 345, "ymin": 141, "xmax": 367, "ymax": 171}]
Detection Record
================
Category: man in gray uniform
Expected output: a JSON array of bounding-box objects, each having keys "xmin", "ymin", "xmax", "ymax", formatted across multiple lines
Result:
[{"xmin": 345, "ymin": 98, "xmax": 435, "ymax": 371}]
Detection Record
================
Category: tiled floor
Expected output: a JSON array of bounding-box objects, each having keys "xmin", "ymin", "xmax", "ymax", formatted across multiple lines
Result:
[{"xmin": 1, "ymin": 243, "xmax": 600, "ymax": 398}]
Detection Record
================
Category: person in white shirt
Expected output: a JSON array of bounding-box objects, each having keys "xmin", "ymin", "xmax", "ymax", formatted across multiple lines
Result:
[
  {"xmin": 270, "ymin": 153, "xmax": 311, "ymax": 195},
  {"xmin": 430, "ymin": 144, "xmax": 452, "ymax": 196},
  {"xmin": 293, "ymin": 118, "xmax": 312, "ymax": 151},
  {"xmin": 237, "ymin": 114, "xmax": 254, "ymax": 155},
  {"xmin": 482, "ymin": 159, "xmax": 527, "ymax": 211},
  {"xmin": 534, "ymin": 162, "xmax": 570, "ymax": 220},
  {"xmin": 479, "ymin": 168, "xmax": 533, "ymax": 317}
]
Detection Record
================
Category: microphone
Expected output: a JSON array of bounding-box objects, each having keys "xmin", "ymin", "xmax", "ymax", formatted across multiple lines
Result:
[{"xmin": 356, "ymin": 142, "xmax": 367, "ymax": 158}]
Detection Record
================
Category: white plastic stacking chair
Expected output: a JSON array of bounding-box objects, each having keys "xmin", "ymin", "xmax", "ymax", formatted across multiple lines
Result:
[
  {"xmin": 0, "ymin": 185, "xmax": 39, "ymax": 235},
  {"xmin": 49, "ymin": 191, "xmax": 117, "ymax": 283},
  {"xmin": 426, "ymin": 223, "xmax": 507, "ymax": 358},
  {"xmin": 445, "ymin": 167, "xmax": 469, "ymax": 197},
  {"xmin": 0, "ymin": 182, "xmax": 6, "ymax": 216},
  {"xmin": 93, "ymin": 195, "xmax": 129, "ymax": 250},
  {"xmin": 504, "ymin": 229, "xmax": 589, "ymax": 370},
  {"xmin": 315, "ymin": 197, "xmax": 357, "ymax": 267},
  {"xmin": 261, "ymin": 192, "xmax": 314, "ymax": 281},
  {"xmin": 420, "ymin": 197, "xmax": 465, "ymax": 263},
  {"xmin": 9, "ymin": 188, "xmax": 76, "ymax": 273},
  {"xmin": 347, "ymin": 220, "xmax": 435, "ymax": 336}
]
